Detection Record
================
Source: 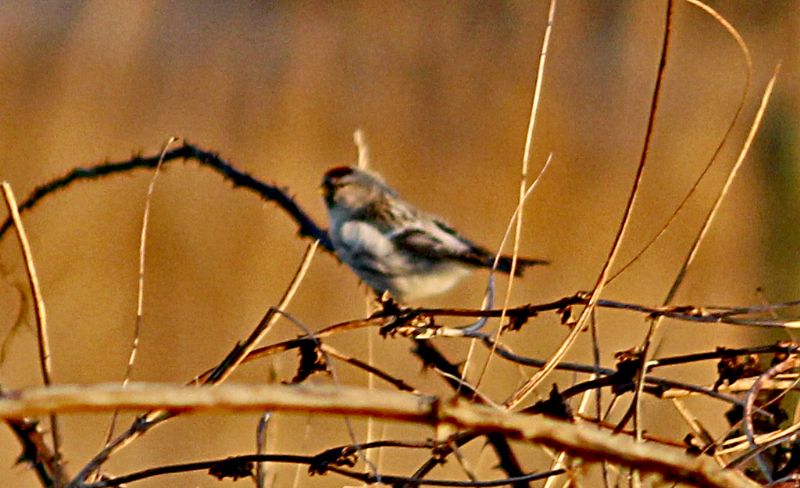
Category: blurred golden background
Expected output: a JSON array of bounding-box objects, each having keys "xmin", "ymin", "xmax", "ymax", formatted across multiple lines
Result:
[{"xmin": 1, "ymin": 1, "xmax": 798, "ymax": 486}]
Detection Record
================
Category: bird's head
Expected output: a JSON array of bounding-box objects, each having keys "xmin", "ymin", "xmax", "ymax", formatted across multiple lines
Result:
[{"xmin": 321, "ymin": 166, "xmax": 394, "ymax": 213}]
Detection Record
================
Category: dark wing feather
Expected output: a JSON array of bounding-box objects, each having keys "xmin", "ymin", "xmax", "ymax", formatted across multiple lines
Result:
[{"xmin": 393, "ymin": 220, "xmax": 548, "ymax": 276}]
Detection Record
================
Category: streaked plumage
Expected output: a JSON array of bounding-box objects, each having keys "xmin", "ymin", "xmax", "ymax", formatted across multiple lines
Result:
[{"xmin": 321, "ymin": 166, "xmax": 548, "ymax": 301}]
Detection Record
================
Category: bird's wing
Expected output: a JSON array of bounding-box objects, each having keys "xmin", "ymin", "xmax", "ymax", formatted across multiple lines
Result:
[
  {"xmin": 393, "ymin": 220, "xmax": 549, "ymax": 274},
  {"xmin": 336, "ymin": 220, "xmax": 399, "ymax": 275},
  {"xmin": 390, "ymin": 220, "xmax": 489, "ymax": 265}
]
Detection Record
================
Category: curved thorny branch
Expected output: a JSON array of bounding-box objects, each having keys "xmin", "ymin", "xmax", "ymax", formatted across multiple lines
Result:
[{"xmin": 0, "ymin": 142, "xmax": 334, "ymax": 251}]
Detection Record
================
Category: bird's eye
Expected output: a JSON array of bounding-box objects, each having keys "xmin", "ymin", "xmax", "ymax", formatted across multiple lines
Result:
[{"xmin": 325, "ymin": 178, "xmax": 348, "ymax": 190}]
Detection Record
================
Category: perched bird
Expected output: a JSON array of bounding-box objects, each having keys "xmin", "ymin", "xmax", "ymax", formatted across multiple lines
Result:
[{"xmin": 321, "ymin": 166, "xmax": 548, "ymax": 301}]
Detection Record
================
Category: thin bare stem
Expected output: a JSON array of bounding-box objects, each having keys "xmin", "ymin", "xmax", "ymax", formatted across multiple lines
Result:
[
  {"xmin": 354, "ymin": 129, "xmax": 371, "ymax": 170},
  {"xmin": 470, "ymin": 154, "xmax": 554, "ymax": 389},
  {"xmin": 630, "ymin": 67, "xmax": 781, "ymax": 445},
  {"xmin": 208, "ymin": 240, "xmax": 319, "ymax": 384},
  {"xmin": 467, "ymin": 0, "xmax": 559, "ymax": 393},
  {"xmin": 505, "ymin": 0, "xmax": 557, "ymax": 293},
  {"xmin": 489, "ymin": 0, "xmax": 557, "ymax": 400},
  {"xmin": 606, "ymin": 0, "xmax": 753, "ymax": 284},
  {"xmin": 321, "ymin": 344, "xmax": 420, "ymax": 393},
  {"xmin": 1, "ymin": 182, "xmax": 63, "ymax": 485},
  {"xmin": 352, "ymin": 125, "xmax": 377, "ymax": 468},
  {"xmin": 255, "ymin": 412, "xmax": 271, "ymax": 488},
  {"xmin": 663, "ymin": 69, "xmax": 779, "ymax": 311},
  {"xmin": 102, "ymin": 137, "xmax": 177, "ymax": 450},
  {"xmin": 86, "ymin": 451, "xmax": 557, "ymax": 488},
  {"xmin": 504, "ymin": 0, "xmax": 673, "ymax": 410}
]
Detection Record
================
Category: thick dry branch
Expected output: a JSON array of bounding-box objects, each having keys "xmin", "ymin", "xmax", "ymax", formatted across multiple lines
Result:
[
  {"xmin": 0, "ymin": 383, "xmax": 434, "ymax": 421},
  {"xmin": 0, "ymin": 382, "xmax": 759, "ymax": 488}
]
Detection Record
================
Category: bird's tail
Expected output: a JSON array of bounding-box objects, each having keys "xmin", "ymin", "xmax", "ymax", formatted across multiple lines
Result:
[{"xmin": 493, "ymin": 255, "xmax": 549, "ymax": 276}]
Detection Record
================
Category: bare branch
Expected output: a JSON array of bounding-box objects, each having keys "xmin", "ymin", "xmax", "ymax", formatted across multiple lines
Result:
[
  {"xmin": 0, "ymin": 382, "xmax": 759, "ymax": 488},
  {"xmin": 1, "ymin": 182, "xmax": 64, "ymax": 485},
  {"xmin": 0, "ymin": 143, "xmax": 334, "ymax": 251}
]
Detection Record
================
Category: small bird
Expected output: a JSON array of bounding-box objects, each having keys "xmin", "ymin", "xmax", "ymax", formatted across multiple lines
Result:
[{"xmin": 321, "ymin": 166, "xmax": 548, "ymax": 301}]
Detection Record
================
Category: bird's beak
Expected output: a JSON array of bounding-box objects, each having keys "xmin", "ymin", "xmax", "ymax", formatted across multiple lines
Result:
[{"xmin": 319, "ymin": 180, "xmax": 333, "ymax": 203}]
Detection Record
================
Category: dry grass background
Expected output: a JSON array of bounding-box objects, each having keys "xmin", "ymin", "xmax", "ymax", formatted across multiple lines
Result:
[{"xmin": 0, "ymin": 2, "xmax": 799, "ymax": 487}]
